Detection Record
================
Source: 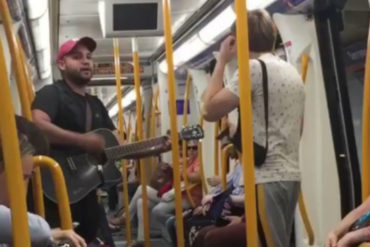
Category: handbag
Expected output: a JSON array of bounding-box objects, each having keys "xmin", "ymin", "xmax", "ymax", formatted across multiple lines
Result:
[{"xmin": 230, "ymin": 59, "xmax": 269, "ymax": 167}]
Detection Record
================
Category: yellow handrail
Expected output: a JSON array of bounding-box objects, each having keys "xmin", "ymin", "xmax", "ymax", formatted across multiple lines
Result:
[
  {"xmin": 0, "ymin": 0, "xmax": 32, "ymax": 119},
  {"xmin": 221, "ymin": 144, "xmax": 235, "ymax": 190},
  {"xmin": 360, "ymin": 243, "xmax": 370, "ymax": 247},
  {"xmin": 132, "ymin": 37, "xmax": 151, "ymax": 247},
  {"xmin": 3, "ymin": 3, "xmax": 45, "ymax": 218},
  {"xmin": 150, "ymin": 87, "xmax": 160, "ymax": 171},
  {"xmin": 182, "ymin": 73, "xmax": 196, "ymax": 207},
  {"xmin": 127, "ymin": 111, "xmax": 133, "ymax": 140},
  {"xmin": 362, "ymin": 28, "xmax": 370, "ymax": 201},
  {"xmin": 11, "ymin": 36, "xmax": 46, "ymax": 220},
  {"xmin": 235, "ymin": 0, "xmax": 258, "ymax": 246},
  {"xmin": 301, "ymin": 54, "xmax": 310, "ymax": 83},
  {"xmin": 15, "ymin": 36, "xmax": 45, "ymax": 218},
  {"xmin": 16, "ymin": 37, "xmax": 35, "ymax": 103},
  {"xmin": 298, "ymin": 193, "xmax": 314, "ymax": 245},
  {"xmin": 33, "ymin": 156, "xmax": 73, "ymax": 229},
  {"xmin": 0, "ymin": 35, "xmax": 31, "ymax": 247},
  {"xmin": 113, "ymin": 38, "xmax": 132, "ymax": 245},
  {"xmin": 162, "ymin": 1, "xmax": 186, "ymax": 247},
  {"xmin": 299, "ymin": 53, "xmax": 315, "ymax": 245},
  {"xmin": 214, "ymin": 123, "xmax": 220, "ymax": 175},
  {"xmin": 198, "ymin": 117, "xmax": 208, "ymax": 194}
]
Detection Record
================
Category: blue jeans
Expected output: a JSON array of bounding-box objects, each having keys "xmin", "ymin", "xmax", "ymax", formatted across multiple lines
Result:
[{"xmin": 166, "ymin": 216, "xmax": 177, "ymax": 246}]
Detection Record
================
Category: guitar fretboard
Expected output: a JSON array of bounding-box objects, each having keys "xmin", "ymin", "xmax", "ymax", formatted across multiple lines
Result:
[{"xmin": 104, "ymin": 136, "xmax": 171, "ymax": 161}]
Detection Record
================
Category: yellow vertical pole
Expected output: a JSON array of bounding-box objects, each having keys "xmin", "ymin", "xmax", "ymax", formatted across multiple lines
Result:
[
  {"xmin": 182, "ymin": 73, "xmax": 196, "ymax": 207},
  {"xmin": 17, "ymin": 37, "xmax": 35, "ymax": 103},
  {"xmin": 113, "ymin": 39, "xmax": 124, "ymax": 137},
  {"xmin": 15, "ymin": 37, "xmax": 45, "ymax": 217},
  {"xmin": 113, "ymin": 38, "xmax": 132, "ymax": 245},
  {"xmin": 221, "ymin": 144, "xmax": 234, "ymax": 190},
  {"xmin": 162, "ymin": 1, "xmax": 185, "ymax": 247},
  {"xmin": 0, "ymin": 0, "xmax": 31, "ymax": 119},
  {"xmin": 235, "ymin": 0, "xmax": 258, "ymax": 246},
  {"xmin": 362, "ymin": 29, "xmax": 370, "ymax": 200},
  {"xmin": 132, "ymin": 37, "xmax": 151, "ymax": 247},
  {"xmin": 299, "ymin": 54, "xmax": 315, "ymax": 245},
  {"xmin": 127, "ymin": 111, "xmax": 132, "ymax": 140},
  {"xmin": 150, "ymin": 87, "xmax": 160, "ymax": 171},
  {"xmin": 214, "ymin": 123, "xmax": 219, "ymax": 175},
  {"xmin": 198, "ymin": 117, "xmax": 208, "ymax": 194},
  {"xmin": 0, "ymin": 0, "xmax": 45, "ymax": 218},
  {"xmin": 0, "ymin": 35, "xmax": 31, "ymax": 247}
]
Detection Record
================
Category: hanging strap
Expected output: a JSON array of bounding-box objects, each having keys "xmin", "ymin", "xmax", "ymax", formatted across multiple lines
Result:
[{"xmin": 257, "ymin": 59, "xmax": 269, "ymax": 151}]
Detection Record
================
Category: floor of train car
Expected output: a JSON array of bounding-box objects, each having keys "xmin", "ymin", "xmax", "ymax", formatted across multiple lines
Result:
[
  {"xmin": 101, "ymin": 192, "xmax": 172, "ymax": 247},
  {"xmin": 112, "ymin": 228, "xmax": 170, "ymax": 247}
]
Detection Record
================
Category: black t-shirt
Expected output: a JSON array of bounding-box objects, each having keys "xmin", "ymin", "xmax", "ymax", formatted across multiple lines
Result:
[{"xmin": 32, "ymin": 80, "xmax": 115, "ymax": 153}]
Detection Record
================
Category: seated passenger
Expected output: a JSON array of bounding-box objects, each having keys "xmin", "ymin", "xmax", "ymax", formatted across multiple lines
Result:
[
  {"xmin": 326, "ymin": 196, "xmax": 370, "ymax": 247},
  {"xmin": 166, "ymin": 160, "xmax": 243, "ymax": 247},
  {"xmin": 151, "ymin": 140, "xmax": 203, "ymax": 243},
  {"xmin": 0, "ymin": 116, "xmax": 86, "ymax": 247},
  {"xmin": 201, "ymin": 9, "xmax": 305, "ymax": 247},
  {"xmin": 108, "ymin": 158, "xmax": 173, "ymax": 247}
]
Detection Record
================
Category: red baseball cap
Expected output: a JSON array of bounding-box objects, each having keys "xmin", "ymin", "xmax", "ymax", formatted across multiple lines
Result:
[{"xmin": 57, "ymin": 37, "xmax": 97, "ymax": 61}]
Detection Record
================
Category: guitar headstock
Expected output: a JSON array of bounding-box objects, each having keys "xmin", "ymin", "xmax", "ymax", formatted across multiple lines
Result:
[{"xmin": 179, "ymin": 125, "xmax": 204, "ymax": 141}]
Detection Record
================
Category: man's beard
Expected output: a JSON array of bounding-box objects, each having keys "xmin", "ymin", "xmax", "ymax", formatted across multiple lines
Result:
[{"xmin": 64, "ymin": 68, "xmax": 92, "ymax": 86}]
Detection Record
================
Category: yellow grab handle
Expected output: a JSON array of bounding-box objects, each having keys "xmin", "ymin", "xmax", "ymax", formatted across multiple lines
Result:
[
  {"xmin": 235, "ymin": 0, "xmax": 259, "ymax": 246},
  {"xmin": 31, "ymin": 170, "xmax": 45, "ymax": 218},
  {"xmin": 214, "ymin": 123, "xmax": 220, "ymax": 175},
  {"xmin": 221, "ymin": 144, "xmax": 235, "ymax": 190},
  {"xmin": 299, "ymin": 54, "xmax": 315, "ymax": 244},
  {"xmin": 162, "ymin": 1, "xmax": 186, "ymax": 247},
  {"xmin": 33, "ymin": 156, "xmax": 73, "ymax": 229},
  {"xmin": 301, "ymin": 54, "xmax": 310, "ymax": 83},
  {"xmin": 298, "ymin": 192, "xmax": 315, "ymax": 245}
]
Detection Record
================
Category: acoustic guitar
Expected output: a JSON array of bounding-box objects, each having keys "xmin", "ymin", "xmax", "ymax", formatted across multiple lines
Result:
[{"xmin": 41, "ymin": 125, "xmax": 204, "ymax": 204}]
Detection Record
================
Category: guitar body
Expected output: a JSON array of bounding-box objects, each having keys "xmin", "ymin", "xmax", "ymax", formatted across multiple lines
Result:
[
  {"xmin": 41, "ymin": 125, "xmax": 204, "ymax": 204},
  {"xmin": 41, "ymin": 129, "xmax": 122, "ymax": 204}
]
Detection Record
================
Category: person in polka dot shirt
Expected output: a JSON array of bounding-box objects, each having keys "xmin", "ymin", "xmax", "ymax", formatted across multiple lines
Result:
[{"xmin": 201, "ymin": 9, "xmax": 305, "ymax": 247}]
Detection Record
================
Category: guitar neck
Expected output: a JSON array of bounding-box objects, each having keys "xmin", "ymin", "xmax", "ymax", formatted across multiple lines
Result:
[
  {"xmin": 104, "ymin": 135, "xmax": 172, "ymax": 161},
  {"xmin": 104, "ymin": 126, "xmax": 203, "ymax": 161}
]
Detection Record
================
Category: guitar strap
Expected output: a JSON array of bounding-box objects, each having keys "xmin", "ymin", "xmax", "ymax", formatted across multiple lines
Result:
[{"xmin": 85, "ymin": 98, "xmax": 93, "ymax": 132}]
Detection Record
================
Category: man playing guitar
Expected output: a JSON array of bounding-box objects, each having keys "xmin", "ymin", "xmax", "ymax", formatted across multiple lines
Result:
[{"xmin": 32, "ymin": 37, "xmax": 116, "ymax": 246}]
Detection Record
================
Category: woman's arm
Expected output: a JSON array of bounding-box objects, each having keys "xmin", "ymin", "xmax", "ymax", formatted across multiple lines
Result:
[
  {"xmin": 0, "ymin": 205, "xmax": 52, "ymax": 246},
  {"xmin": 202, "ymin": 36, "xmax": 239, "ymax": 121},
  {"xmin": 326, "ymin": 196, "xmax": 370, "ymax": 247}
]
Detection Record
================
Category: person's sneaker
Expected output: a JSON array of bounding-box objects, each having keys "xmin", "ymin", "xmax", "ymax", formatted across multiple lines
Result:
[{"xmin": 131, "ymin": 241, "xmax": 145, "ymax": 247}]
